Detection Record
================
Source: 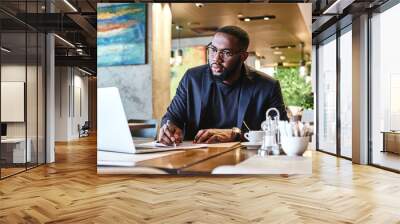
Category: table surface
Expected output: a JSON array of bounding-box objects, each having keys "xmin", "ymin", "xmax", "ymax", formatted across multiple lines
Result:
[
  {"xmin": 97, "ymin": 139, "xmax": 312, "ymax": 175},
  {"xmin": 128, "ymin": 123, "xmax": 155, "ymax": 130}
]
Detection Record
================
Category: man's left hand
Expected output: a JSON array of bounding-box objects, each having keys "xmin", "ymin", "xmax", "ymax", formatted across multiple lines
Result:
[{"xmin": 193, "ymin": 129, "xmax": 235, "ymax": 144}]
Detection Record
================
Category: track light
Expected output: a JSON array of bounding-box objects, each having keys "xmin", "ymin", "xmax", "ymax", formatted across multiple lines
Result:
[
  {"xmin": 1, "ymin": 47, "xmax": 11, "ymax": 53},
  {"xmin": 78, "ymin": 67, "xmax": 93, "ymax": 76},
  {"xmin": 54, "ymin": 34, "xmax": 75, "ymax": 48},
  {"xmin": 63, "ymin": 0, "xmax": 78, "ymax": 12}
]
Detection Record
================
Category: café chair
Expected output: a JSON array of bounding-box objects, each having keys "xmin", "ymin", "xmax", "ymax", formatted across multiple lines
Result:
[
  {"xmin": 79, "ymin": 121, "xmax": 90, "ymax": 138},
  {"xmin": 128, "ymin": 119, "xmax": 158, "ymax": 139}
]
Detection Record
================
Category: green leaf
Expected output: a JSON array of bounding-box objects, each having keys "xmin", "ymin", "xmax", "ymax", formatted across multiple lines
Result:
[{"xmin": 274, "ymin": 67, "xmax": 314, "ymax": 109}]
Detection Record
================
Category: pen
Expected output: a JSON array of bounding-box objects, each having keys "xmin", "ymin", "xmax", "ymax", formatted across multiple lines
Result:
[
  {"xmin": 166, "ymin": 120, "xmax": 176, "ymax": 147},
  {"xmin": 243, "ymin": 120, "xmax": 251, "ymax": 132}
]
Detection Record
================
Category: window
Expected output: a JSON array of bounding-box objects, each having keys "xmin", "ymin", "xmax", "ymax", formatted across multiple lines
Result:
[
  {"xmin": 317, "ymin": 36, "xmax": 337, "ymax": 154},
  {"xmin": 0, "ymin": 1, "xmax": 46, "ymax": 179},
  {"xmin": 371, "ymin": 3, "xmax": 400, "ymax": 171},
  {"xmin": 339, "ymin": 27, "xmax": 352, "ymax": 158}
]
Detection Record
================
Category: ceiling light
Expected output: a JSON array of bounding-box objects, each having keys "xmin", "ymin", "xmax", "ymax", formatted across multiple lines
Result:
[
  {"xmin": 273, "ymin": 51, "xmax": 282, "ymax": 55},
  {"xmin": 63, "ymin": 0, "xmax": 78, "ymax": 12},
  {"xmin": 271, "ymin": 45, "xmax": 296, "ymax": 50},
  {"xmin": 170, "ymin": 50, "xmax": 175, "ymax": 65},
  {"xmin": 187, "ymin": 21, "xmax": 200, "ymax": 26},
  {"xmin": 195, "ymin": 3, "xmax": 205, "ymax": 8},
  {"xmin": 175, "ymin": 25, "xmax": 183, "ymax": 30},
  {"xmin": 1, "ymin": 47, "xmax": 11, "ymax": 53},
  {"xmin": 54, "ymin": 34, "xmax": 75, "ymax": 48},
  {"xmin": 237, "ymin": 13, "xmax": 243, "ymax": 18},
  {"xmin": 240, "ymin": 15, "xmax": 276, "ymax": 22},
  {"xmin": 280, "ymin": 56, "xmax": 286, "ymax": 60}
]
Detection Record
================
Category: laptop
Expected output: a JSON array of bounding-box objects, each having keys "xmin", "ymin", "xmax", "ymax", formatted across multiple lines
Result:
[
  {"xmin": 97, "ymin": 87, "xmax": 206, "ymax": 154},
  {"xmin": 98, "ymin": 87, "xmax": 136, "ymax": 153}
]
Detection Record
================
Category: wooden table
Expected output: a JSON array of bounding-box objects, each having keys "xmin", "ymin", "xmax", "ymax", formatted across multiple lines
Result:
[
  {"xmin": 128, "ymin": 123, "xmax": 155, "ymax": 130},
  {"xmin": 97, "ymin": 139, "xmax": 312, "ymax": 175},
  {"xmin": 381, "ymin": 131, "xmax": 400, "ymax": 154}
]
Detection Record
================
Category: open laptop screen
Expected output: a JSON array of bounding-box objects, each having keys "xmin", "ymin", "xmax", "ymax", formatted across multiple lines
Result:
[{"xmin": 97, "ymin": 87, "xmax": 135, "ymax": 153}]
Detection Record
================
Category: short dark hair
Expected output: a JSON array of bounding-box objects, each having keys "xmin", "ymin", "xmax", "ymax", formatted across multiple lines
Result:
[{"xmin": 215, "ymin": 26, "xmax": 249, "ymax": 51}]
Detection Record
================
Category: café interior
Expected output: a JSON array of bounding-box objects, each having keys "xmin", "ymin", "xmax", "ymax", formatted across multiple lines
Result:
[{"xmin": 0, "ymin": 0, "xmax": 400, "ymax": 222}]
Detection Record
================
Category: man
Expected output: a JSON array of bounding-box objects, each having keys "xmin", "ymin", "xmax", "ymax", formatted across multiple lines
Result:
[{"xmin": 158, "ymin": 25, "xmax": 287, "ymax": 145}]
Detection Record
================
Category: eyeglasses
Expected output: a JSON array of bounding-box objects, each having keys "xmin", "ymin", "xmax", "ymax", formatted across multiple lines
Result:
[{"xmin": 206, "ymin": 43, "xmax": 242, "ymax": 61}]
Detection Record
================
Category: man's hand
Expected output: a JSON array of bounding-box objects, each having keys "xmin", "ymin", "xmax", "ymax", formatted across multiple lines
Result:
[
  {"xmin": 193, "ymin": 129, "xmax": 235, "ymax": 144},
  {"xmin": 157, "ymin": 121, "xmax": 183, "ymax": 146}
]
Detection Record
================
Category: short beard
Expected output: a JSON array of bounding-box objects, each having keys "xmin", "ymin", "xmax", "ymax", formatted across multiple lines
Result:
[{"xmin": 209, "ymin": 57, "xmax": 241, "ymax": 81}]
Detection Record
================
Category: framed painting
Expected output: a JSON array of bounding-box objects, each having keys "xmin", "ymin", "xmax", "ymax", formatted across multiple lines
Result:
[{"xmin": 97, "ymin": 3, "xmax": 147, "ymax": 67}]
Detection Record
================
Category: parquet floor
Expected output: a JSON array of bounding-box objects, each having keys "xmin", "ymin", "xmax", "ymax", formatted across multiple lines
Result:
[{"xmin": 1, "ymin": 135, "xmax": 400, "ymax": 223}]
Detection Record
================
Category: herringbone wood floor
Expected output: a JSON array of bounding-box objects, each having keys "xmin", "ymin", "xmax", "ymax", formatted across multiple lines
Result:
[{"xmin": 1, "ymin": 135, "xmax": 400, "ymax": 224}]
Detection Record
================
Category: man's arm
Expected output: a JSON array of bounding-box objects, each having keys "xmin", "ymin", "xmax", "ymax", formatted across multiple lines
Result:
[
  {"xmin": 158, "ymin": 72, "xmax": 189, "ymax": 145},
  {"xmin": 161, "ymin": 72, "xmax": 189, "ymax": 129}
]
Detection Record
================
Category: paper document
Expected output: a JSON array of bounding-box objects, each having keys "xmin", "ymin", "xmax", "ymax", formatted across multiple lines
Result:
[{"xmin": 135, "ymin": 141, "xmax": 207, "ymax": 153}]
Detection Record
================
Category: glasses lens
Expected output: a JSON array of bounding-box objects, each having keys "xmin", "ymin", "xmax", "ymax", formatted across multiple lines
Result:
[
  {"xmin": 207, "ymin": 45, "xmax": 237, "ymax": 60},
  {"xmin": 207, "ymin": 46, "xmax": 216, "ymax": 57}
]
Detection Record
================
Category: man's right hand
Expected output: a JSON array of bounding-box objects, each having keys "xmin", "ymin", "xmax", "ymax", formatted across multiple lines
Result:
[{"xmin": 157, "ymin": 121, "xmax": 183, "ymax": 146}]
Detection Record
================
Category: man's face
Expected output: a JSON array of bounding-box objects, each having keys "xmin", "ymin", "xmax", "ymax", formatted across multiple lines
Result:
[{"xmin": 208, "ymin": 32, "xmax": 244, "ymax": 76}]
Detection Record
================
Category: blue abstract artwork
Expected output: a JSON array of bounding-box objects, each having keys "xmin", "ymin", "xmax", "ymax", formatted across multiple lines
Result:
[{"xmin": 97, "ymin": 3, "xmax": 146, "ymax": 67}]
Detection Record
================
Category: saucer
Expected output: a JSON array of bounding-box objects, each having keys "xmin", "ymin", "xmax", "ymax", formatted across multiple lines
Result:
[{"xmin": 241, "ymin": 142, "xmax": 262, "ymax": 149}]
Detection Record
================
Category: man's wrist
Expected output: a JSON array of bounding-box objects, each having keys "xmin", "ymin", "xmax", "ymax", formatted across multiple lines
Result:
[{"xmin": 231, "ymin": 127, "xmax": 242, "ymax": 141}]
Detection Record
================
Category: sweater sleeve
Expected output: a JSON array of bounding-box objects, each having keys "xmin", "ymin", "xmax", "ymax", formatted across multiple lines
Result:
[{"xmin": 161, "ymin": 72, "xmax": 189, "ymax": 130}]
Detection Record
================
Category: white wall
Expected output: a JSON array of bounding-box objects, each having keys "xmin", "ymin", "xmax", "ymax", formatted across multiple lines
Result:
[
  {"xmin": 1, "ymin": 65, "xmax": 38, "ymax": 138},
  {"xmin": 1, "ymin": 63, "xmax": 46, "ymax": 163},
  {"xmin": 54, "ymin": 67, "xmax": 89, "ymax": 141}
]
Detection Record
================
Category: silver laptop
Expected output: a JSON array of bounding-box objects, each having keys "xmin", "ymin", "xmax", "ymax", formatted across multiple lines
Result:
[{"xmin": 98, "ymin": 87, "xmax": 136, "ymax": 154}]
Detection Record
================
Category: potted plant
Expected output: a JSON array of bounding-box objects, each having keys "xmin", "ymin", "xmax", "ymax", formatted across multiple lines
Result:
[{"xmin": 274, "ymin": 67, "xmax": 313, "ymax": 120}]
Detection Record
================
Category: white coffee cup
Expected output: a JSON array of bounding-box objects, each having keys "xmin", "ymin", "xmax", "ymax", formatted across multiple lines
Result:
[{"xmin": 244, "ymin": 131, "xmax": 264, "ymax": 143}]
